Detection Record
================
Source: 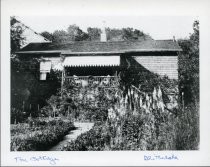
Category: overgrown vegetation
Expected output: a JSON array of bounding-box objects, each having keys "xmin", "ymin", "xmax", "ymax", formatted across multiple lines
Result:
[
  {"xmin": 60, "ymin": 81, "xmax": 178, "ymax": 151},
  {"xmin": 10, "ymin": 17, "xmax": 25, "ymax": 54},
  {"xmin": 176, "ymin": 20, "xmax": 199, "ymax": 150},
  {"xmin": 11, "ymin": 57, "xmax": 61, "ymax": 123},
  {"xmin": 11, "ymin": 117, "xmax": 75, "ymax": 151}
]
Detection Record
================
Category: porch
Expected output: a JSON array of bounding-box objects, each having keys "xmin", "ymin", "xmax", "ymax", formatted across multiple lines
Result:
[
  {"xmin": 64, "ymin": 75, "xmax": 120, "ymax": 88},
  {"xmin": 62, "ymin": 55, "xmax": 121, "ymax": 88}
]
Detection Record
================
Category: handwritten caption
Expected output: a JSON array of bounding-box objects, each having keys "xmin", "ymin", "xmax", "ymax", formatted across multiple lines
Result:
[
  {"xmin": 14, "ymin": 156, "xmax": 59, "ymax": 165},
  {"xmin": 144, "ymin": 154, "xmax": 178, "ymax": 161}
]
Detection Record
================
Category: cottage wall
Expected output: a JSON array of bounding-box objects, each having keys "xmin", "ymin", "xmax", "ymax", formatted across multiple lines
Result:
[
  {"xmin": 42, "ymin": 54, "xmax": 178, "ymax": 80},
  {"xmin": 132, "ymin": 56, "xmax": 178, "ymax": 80},
  {"xmin": 43, "ymin": 57, "xmax": 61, "ymax": 70}
]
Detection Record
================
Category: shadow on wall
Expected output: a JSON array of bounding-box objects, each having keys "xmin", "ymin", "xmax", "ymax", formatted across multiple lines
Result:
[
  {"xmin": 119, "ymin": 55, "xmax": 178, "ymax": 104},
  {"xmin": 120, "ymin": 55, "xmax": 159, "ymax": 91}
]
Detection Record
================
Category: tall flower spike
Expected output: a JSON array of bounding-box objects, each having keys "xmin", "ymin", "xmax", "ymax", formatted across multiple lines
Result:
[
  {"xmin": 128, "ymin": 88, "xmax": 131, "ymax": 97},
  {"xmin": 139, "ymin": 96, "xmax": 142, "ymax": 107},
  {"xmin": 134, "ymin": 91, "xmax": 138, "ymax": 100},
  {"xmin": 153, "ymin": 87, "xmax": 157, "ymax": 101},
  {"xmin": 131, "ymin": 88, "xmax": 133, "ymax": 95},
  {"xmin": 158, "ymin": 86, "xmax": 162, "ymax": 99},
  {"xmin": 146, "ymin": 93, "xmax": 149, "ymax": 102},
  {"xmin": 125, "ymin": 94, "xmax": 128, "ymax": 104}
]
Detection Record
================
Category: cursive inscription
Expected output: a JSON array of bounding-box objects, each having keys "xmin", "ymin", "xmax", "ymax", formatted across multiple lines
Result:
[
  {"xmin": 14, "ymin": 156, "xmax": 59, "ymax": 165},
  {"xmin": 144, "ymin": 154, "xmax": 178, "ymax": 161}
]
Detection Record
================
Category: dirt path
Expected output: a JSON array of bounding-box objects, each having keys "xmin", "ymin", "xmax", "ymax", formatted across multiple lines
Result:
[{"xmin": 49, "ymin": 122, "xmax": 94, "ymax": 151}]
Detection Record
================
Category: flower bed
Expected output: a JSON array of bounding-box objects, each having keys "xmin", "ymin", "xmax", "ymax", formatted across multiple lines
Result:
[
  {"xmin": 61, "ymin": 109, "xmax": 176, "ymax": 151},
  {"xmin": 60, "ymin": 84, "xmax": 177, "ymax": 151},
  {"xmin": 11, "ymin": 117, "xmax": 75, "ymax": 151},
  {"xmin": 48, "ymin": 73, "xmax": 178, "ymax": 151}
]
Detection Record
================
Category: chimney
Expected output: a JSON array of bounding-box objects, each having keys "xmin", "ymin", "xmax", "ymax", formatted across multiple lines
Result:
[
  {"xmin": 173, "ymin": 36, "xmax": 176, "ymax": 42},
  {"xmin": 100, "ymin": 21, "xmax": 107, "ymax": 42}
]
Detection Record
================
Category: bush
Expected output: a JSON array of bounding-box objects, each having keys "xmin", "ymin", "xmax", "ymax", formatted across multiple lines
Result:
[
  {"xmin": 61, "ymin": 107, "xmax": 177, "ymax": 151},
  {"xmin": 11, "ymin": 108, "xmax": 27, "ymax": 124},
  {"xmin": 175, "ymin": 103, "xmax": 199, "ymax": 150},
  {"xmin": 11, "ymin": 117, "xmax": 75, "ymax": 151}
]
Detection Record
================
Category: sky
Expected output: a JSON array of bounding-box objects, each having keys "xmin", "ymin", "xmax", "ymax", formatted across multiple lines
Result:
[{"xmin": 16, "ymin": 16, "xmax": 197, "ymax": 40}]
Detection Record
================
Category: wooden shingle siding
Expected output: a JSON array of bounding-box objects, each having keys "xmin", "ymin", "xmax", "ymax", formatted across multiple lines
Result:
[{"xmin": 133, "ymin": 56, "xmax": 178, "ymax": 80}]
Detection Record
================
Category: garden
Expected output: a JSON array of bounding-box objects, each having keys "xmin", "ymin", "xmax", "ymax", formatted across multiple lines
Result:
[
  {"xmin": 11, "ymin": 117, "xmax": 75, "ymax": 151},
  {"xmin": 59, "ymin": 76, "xmax": 179, "ymax": 151},
  {"xmin": 10, "ymin": 60, "xmax": 199, "ymax": 151},
  {"xmin": 10, "ymin": 19, "xmax": 199, "ymax": 151}
]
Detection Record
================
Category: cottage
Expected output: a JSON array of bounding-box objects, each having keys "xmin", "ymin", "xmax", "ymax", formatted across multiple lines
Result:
[
  {"xmin": 16, "ymin": 38, "xmax": 181, "ymax": 82},
  {"xmin": 14, "ymin": 30, "xmax": 182, "ymax": 112},
  {"xmin": 15, "ymin": 24, "xmax": 181, "ymax": 88}
]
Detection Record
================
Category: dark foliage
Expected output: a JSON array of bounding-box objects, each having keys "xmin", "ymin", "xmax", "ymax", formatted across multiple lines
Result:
[
  {"xmin": 40, "ymin": 25, "xmax": 151, "ymax": 43},
  {"xmin": 11, "ymin": 118, "xmax": 75, "ymax": 151},
  {"xmin": 178, "ymin": 20, "xmax": 199, "ymax": 105},
  {"xmin": 40, "ymin": 31, "xmax": 53, "ymax": 41},
  {"xmin": 11, "ymin": 58, "xmax": 61, "ymax": 122},
  {"xmin": 10, "ymin": 17, "xmax": 25, "ymax": 54},
  {"xmin": 176, "ymin": 20, "xmax": 199, "ymax": 150}
]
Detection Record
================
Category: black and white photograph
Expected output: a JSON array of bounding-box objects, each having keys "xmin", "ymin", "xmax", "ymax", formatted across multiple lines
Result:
[
  {"xmin": 1, "ymin": 0, "xmax": 210, "ymax": 166},
  {"xmin": 10, "ymin": 15, "xmax": 199, "ymax": 151}
]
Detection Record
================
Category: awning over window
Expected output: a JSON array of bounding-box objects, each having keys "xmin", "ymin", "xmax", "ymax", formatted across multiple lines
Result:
[{"xmin": 63, "ymin": 56, "xmax": 120, "ymax": 67}]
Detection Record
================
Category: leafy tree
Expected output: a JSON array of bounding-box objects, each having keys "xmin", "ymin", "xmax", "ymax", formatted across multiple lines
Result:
[
  {"xmin": 87, "ymin": 27, "xmax": 101, "ymax": 41},
  {"xmin": 10, "ymin": 16, "xmax": 25, "ymax": 55},
  {"xmin": 49, "ymin": 25, "xmax": 151, "ymax": 43},
  {"xmin": 122, "ymin": 27, "xmax": 135, "ymax": 40},
  {"xmin": 106, "ymin": 27, "xmax": 151, "ymax": 41},
  {"xmin": 106, "ymin": 28, "xmax": 123, "ymax": 41},
  {"xmin": 40, "ymin": 31, "xmax": 53, "ymax": 41},
  {"xmin": 178, "ymin": 20, "xmax": 199, "ymax": 105},
  {"xmin": 52, "ymin": 30, "xmax": 69, "ymax": 43},
  {"xmin": 67, "ymin": 24, "xmax": 89, "ymax": 41},
  {"xmin": 176, "ymin": 20, "xmax": 199, "ymax": 150},
  {"xmin": 51, "ymin": 25, "xmax": 89, "ymax": 43},
  {"xmin": 122, "ymin": 27, "xmax": 149, "ymax": 41}
]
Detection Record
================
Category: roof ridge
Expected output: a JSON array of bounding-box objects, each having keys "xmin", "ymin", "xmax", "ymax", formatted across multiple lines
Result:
[
  {"xmin": 19, "ymin": 38, "xmax": 182, "ymax": 52},
  {"xmin": 44, "ymin": 40, "xmax": 151, "ymax": 45},
  {"xmin": 21, "ymin": 39, "xmax": 157, "ymax": 45}
]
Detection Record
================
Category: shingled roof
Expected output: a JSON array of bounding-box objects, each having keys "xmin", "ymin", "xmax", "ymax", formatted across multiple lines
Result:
[{"xmin": 17, "ymin": 40, "xmax": 182, "ymax": 54}]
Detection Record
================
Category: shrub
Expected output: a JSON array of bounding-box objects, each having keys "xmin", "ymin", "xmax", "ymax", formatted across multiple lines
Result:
[
  {"xmin": 11, "ymin": 108, "xmax": 27, "ymax": 124},
  {"xmin": 175, "ymin": 103, "xmax": 199, "ymax": 150},
  {"xmin": 11, "ymin": 118, "xmax": 75, "ymax": 151},
  {"xmin": 61, "ymin": 106, "xmax": 177, "ymax": 151}
]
